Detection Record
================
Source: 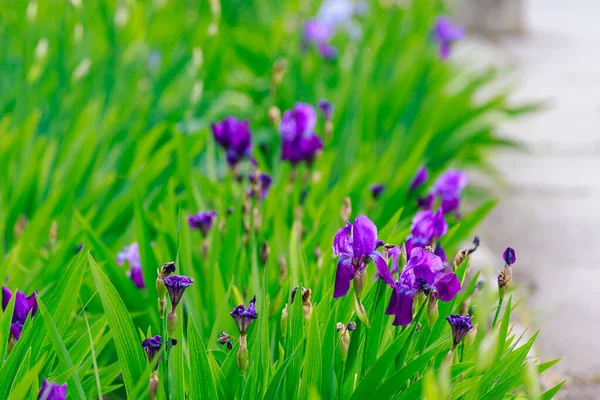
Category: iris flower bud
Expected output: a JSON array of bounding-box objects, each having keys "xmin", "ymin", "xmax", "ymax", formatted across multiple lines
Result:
[
  {"xmin": 337, "ymin": 322, "xmax": 352, "ymax": 360},
  {"xmin": 446, "ymin": 314, "xmax": 473, "ymax": 349},
  {"xmin": 427, "ymin": 293, "xmax": 439, "ymax": 327},
  {"xmin": 498, "ymin": 247, "xmax": 517, "ymax": 299},
  {"xmin": 217, "ymin": 331, "xmax": 233, "ymax": 351}
]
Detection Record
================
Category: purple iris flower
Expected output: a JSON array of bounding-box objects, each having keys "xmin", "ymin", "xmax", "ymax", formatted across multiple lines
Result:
[
  {"xmin": 405, "ymin": 209, "xmax": 448, "ymax": 255},
  {"xmin": 317, "ymin": 99, "xmax": 333, "ymax": 121},
  {"xmin": 446, "ymin": 314, "xmax": 473, "ymax": 346},
  {"xmin": 417, "ymin": 193, "xmax": 435, "ymax": 210},
  {"xmin": 231, "ymin": 296, "xmax": 258, "ymax": 334},
  {"xmin": 432, "ymin": 169, "xmax": 468, "ymax": 214},
  {"xmin": 370, "ymin": 184, "xmax": 385, "ymax": 200},
  {"xmin": 2, "ymin": 287, "xmax": 38, "ymax": 340},
  {"xmin": 303, "ymin": 20, "xmax": 338, "ymax": 59},
  {"xmin": 162, "ymin": 276, "xmax": 194, "ymax": 309},
  {"xmin": 280, "ymin": 103, "xmax": 324, "ymax": 165},
  {"xmin": 332, "ymin": 216, "xmax": 394, "ymax": 298},
  {"xmin": 142, "ymin": 335, "xmax": 178, "ymax": 363},
  {"xmin": 434, "ymin": 17, "xmax": 465, "ymax": 60},
  {"xmin": 503, "ymin": 247, "xmax": 516, "ymax": 265},
  {"xmin": 410, "ymin": 166, "xmax": 429, "ymax": 191},
  {"xmin": 37, "ymin": 379, "xmax": 67, "ymax": 400},
  {"xmin": 117, "ymin": 242, "xmax": 145, "ymax": 289},
  {"xmin": 187, "ymin": 210, "xmax": 217, "ymax": 236},
  {"xmin": 211, "ymin": 117, "xmax": 252, "ymax": 167},
  {"xmin": 385, "ymin": 248, "xmax": 460, "ymax": 326},
  {"xmin": 248, "ymin": 172, "xmax": 273, "ymax": 200}
]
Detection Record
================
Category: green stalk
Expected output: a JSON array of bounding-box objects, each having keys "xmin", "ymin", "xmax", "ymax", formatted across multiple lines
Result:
[{"xmin": 492, "ymin": 296, "xmax": 504, "ymax": 327}]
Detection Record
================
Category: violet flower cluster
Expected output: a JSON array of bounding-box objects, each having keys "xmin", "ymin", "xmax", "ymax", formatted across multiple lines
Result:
[
  {"xmin": 280, "ymin": 103, "xmax": 324, "ymax": 165},
  {"xmin": 386, "ymin": 247, "xmax": 460, "ymax": 326},
  {"xmin": 2, "ymin": 286, "xmax": 38, "ymax": 341},
  {"xmin": 117, "ymin": 242, "xmax": 145, "ymax": 289}
]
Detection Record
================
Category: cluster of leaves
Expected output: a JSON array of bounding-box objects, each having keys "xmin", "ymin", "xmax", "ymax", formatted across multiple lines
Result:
[{"xmin": 0, "ymin": 0, "xmax": 559, "ymax": 399}]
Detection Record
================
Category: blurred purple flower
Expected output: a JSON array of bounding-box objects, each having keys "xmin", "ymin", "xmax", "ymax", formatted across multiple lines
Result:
[
  {"xmin": 432, "ymin": 169, "xmax": 468, "ymax": 214},
  {"xmin": 386, "ymin": 248, "xmax": 460, "ymax": 325},
  {"xmin": 211, "ymin": 117, "xmax": 252, "ymax": 167},
  {"xmin": 280, "ymin": 103, "xmax": 323, "ymax": 165},
  {"xmin": 248, "ymin": 172, "xmax": 273, "ymax": 200},
  {"xmin": 332, "ymin": 216, "xmax": 393, "ymax": 298},
  {"xmin": 434, "ymin": 17, "xmax": 465, "ymax": 60},
  {"xmin": 187, "ymin": 210, "xmax": 217, "ymax": 236},
  {"xmin": 231, "ymin": 296, "xmax": 258, "ymax": 334},
  {"xmin": 410, "ymin": 166, "xmax": 429, "ymax": 191},
  {"xmin": 37, "ymin": 379, "xmax": 67, "ymax": 400},
  {"xmin": 317, "ymin": 99, "xmax": 334, "ymax": 120},
  {"xmin": 370, "ymin": 184, "xmax": 385, "ymax": 200},
  {"xmin": 117, "ymin": 242, "xmax": 145, "ymax": 289},
  {"xmin": 2, "ymin": 287, "xmax": 38, "ymax": 341},
  {"xmin": 303, "ymin": 20, "xmax": 337, "ymax": 59}
]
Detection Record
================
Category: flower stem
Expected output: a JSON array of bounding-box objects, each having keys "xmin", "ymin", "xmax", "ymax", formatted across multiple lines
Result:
[{"xmin": 492, "ymin": 296, "xmax": 504, "ymax": 327}]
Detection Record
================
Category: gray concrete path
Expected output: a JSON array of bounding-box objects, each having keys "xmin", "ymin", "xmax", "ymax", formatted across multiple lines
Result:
[{"xmin": 460, "ymin": 0, "xmax": 600, "ymax": 397}]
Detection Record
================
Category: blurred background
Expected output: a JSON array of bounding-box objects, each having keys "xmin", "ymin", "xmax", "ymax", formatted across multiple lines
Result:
[{"xmin": 455, "ymin": 0, "xmax": 600, "ymax": 397}]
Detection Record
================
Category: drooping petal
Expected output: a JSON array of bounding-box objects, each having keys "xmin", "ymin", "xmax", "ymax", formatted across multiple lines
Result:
[
  {"xmin": 392, "ymin": 287, "xmax": 415, "ymax": 326},
  {"xmin": 26, "ymin": 291, "xmax": 38, "ymax": 318},
  {"xmin": 410, "ymin": 166, "xmax": 429, "ymax": 191},
  {"xmin": 13, "ymin": 291, "xmax": 32, "ymax": 324},
  {"xmin": 351, "ymin": 216, "xmax": 378, "ymax": 257},
  {"xmin": 10, "ymin": 323, "xmax": 23, "ymax": 340},
  {"xmin": 434, "ymin": 272, "xmax": 461, "ymax": 302},
  {"xmin": 369, "ymin": 252, "xmax": 394, "ymax": 285},
  {"xmin": 2, "ymin": 286, "xmax": 12, "ymax": 311},
  {"xmin": 333, "ymin": 256, "xmax": 355, "ymax": 298},
  {"xmin": 332, "ymin": 222, "xmax": 352, "ymax": 256},
  {"xmin": 388, "ymin": 246, "xmax": 402, "ymax": 273}
]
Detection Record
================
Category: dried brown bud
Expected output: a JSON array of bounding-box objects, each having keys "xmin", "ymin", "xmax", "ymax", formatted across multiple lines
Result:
[
  {"xmin": 340, "ymin": 197, "xmax": 352, "ymax": 221},
  {"xmin": 268, "ymin": 106, "xmax": 281, "ymax": 127},
  {"xmin": 260, "ymin": 240, "xmax": 270, "ymax": 265}
]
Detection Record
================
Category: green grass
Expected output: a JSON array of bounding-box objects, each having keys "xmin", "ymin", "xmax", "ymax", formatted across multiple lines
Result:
[{"xmin": 0, "ymin": 0, "xmax": 560, "ymax": 399}]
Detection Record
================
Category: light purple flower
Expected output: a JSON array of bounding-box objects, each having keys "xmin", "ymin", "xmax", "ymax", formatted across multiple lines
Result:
[
  {"xmin": 231, "ymin": 296, "xmax": 258, "ymax": 334},
  {"xmin": 303, "ymin": 20, "xmax": 338, "ymax": 59},
  {"xmin": 332, "ymin": 216, "xmax": 393, "ymax": 298},
  {"xmin": 386, "ymin": 248, "xmax": 460, "ymax": 325},
  {"xmin": 280, "ymin": 103, "xmax": 323, "ymax": 165},
  {"xmin": 405, "ymin": 209, "xmax": 448, "ymax": 254},
  {"xmin": 37, "ymin": 379, "xmax": 67, "ymax": 400},
  {"xmin": 446, "ymin": 314, "xmax": 473, "ymax": 346},
  {"xmin": 187, "ymin": 210, "xmax": 217, "ymax": 236},
  {"xmin": 211, "ymin": 117, "xmax": 252, "ymax": 167},
  {"xmin": 410, "ymin": 166, "xmax": 429, "ymax": 191},
  {"xmin": 317, "ymin": 99, "xmax": 334, "ymax": 120},
  {"xmin": 434, "ymin": 17, "xmax": 465, "ymax": 60},
  {"xmin": 432, "ymin": 169, "xmax": 468, "ymax": 213},
  {"xmin": 117, "ymin": 242, "xmax": 145, "ymax": 289},
  {"xmin": 2, "ymin": 287, "xmax": 38, "ymax": 341}
]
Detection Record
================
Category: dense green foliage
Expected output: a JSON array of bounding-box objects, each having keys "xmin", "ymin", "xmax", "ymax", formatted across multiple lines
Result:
[{"xmin": 0, "ymin": 0, "xmax": 561, "ymax": 399}]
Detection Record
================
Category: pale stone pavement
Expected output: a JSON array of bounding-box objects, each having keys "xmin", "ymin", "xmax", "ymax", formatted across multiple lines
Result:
[{"xmin": 458, "ymin": 0, "xmax": 600, "ymax": 398}]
